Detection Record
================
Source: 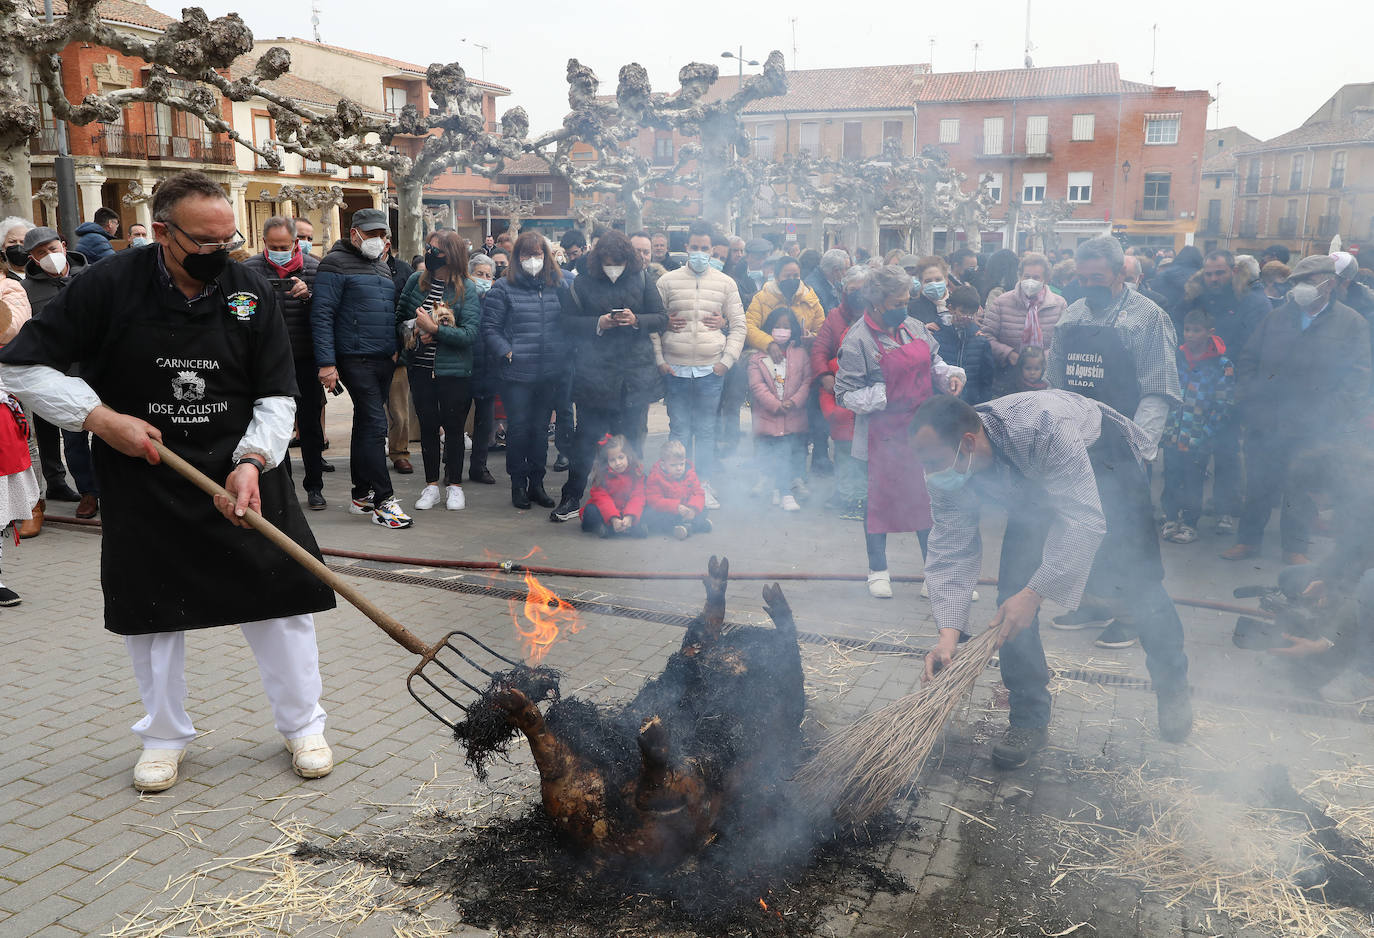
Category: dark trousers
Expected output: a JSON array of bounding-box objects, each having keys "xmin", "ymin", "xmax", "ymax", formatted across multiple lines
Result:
[
  {"xmin": 1237, "ymin": 431, "xmax": 1314, "ymax": 554},
  {"xmin": 503, "ymin": 378, "xmax": 560, "ymax": 486},
  {"xmin": 717, "ymin": 356, "xmax": 750, "ymax": 451},
  {"xmin": 1211, "ymin": 420, "xmax": 1243, "ymax": 517},
  {"xmin": 756, "ymin": 433, "xmax": 805, "ymax": 488},
  {"xmin": 62, "ymin": 429, "xmax": 97, "ymax": 496},
  {"xmin": 1162, "ymin": 447, "xmax": 1207, "ymax": 527},
  {"xmin": 554, "ymin": 370, "xmax": 575, "ymax": 459},
  {"xmin": 336, "ymin": 355, "xmax": 395, "ymax": 503},
  {"xmin": 33, "ymin": 415, "xmax": 69, "ymax": 491},
  {"xmin": 408, "ymin": 370, "xmax": 473, "ymax": 486},
  {"xmin": 581, "ymin": 502, "xmax": 646, "ymax": 537},
  {"xmin": 470, "ymin": 396, "xmax": 494, "ymax": 475},
  {"xmin": 561, "ymin": 401, "xmax": 650, "ymax": 504},
  {"xmin": 806, "ymin": 382, "xmax": 830, "ymax": 464},
  {"xmin": 643, "ymin": 508, "xmax": 712, "ymax": 535},
  {"xmin": 290, "ymin": 356, "xmax": 326, "ymax": 494},
  {"xmin": 865, "ymin": 522, "xmax": 928, "ymax": 573}
]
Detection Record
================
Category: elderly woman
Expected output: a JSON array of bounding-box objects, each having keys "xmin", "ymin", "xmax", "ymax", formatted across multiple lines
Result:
[
  {"xmin": 550, "ymin": 230, "xmax": 668, "ymax": 522},
  {"xmin": 812, "ymin": 264, "xmax": 872, "ymax": 517},
  {"xmin": 0, "ymin": 217, "xmax": 39, "ymax": 539},
  {"xmin": 981, "ymin": 251, "xmax": 1068, "ymax": 372},
  {"xmin": 835, "ymin": 264, "xmax": 967, "ymax": 600},
  {"xmin": 465, "ymin": 254, "xmax": 498, "ymax": 485}
]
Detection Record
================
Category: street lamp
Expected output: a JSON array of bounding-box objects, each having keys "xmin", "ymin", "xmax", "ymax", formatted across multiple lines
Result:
[{"xmin": 721, "ymin": 48, "xmax": 759, "ymax": 84}]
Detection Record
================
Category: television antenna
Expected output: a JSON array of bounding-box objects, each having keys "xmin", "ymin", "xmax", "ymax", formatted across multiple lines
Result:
[
  {"xmin": 461, "ymin": 39, "xmax": 490, "ymax": 80},
  {"xmin": 310, "ymin": 0, "xmax": 321, "ymax": 42},
  {"xmin": 972, "ymin": 40, "xmax": 982, "ymax": 72}
]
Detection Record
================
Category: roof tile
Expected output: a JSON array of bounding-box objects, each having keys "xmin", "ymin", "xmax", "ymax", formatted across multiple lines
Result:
[
  {"xmin": 264, "ymin": 38, "xmax": 511, "ymax": 95},
  {"xmin": 1235, "ymin": 112, "xmax": 1374, "ymax": 154},
  {"xmin": 915, "ymin": 63, "xmax": 1126, "ymax": 102},
  {"xmin": 31, "ymin": 0, "xmax": 177, "ymax": 31},
  {"xmin": 708, "ymin": 64, "xmax": 929, "ymax": 113}
]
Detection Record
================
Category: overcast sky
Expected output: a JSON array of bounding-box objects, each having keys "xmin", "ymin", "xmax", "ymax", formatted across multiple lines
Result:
[{"xmin": 188, "ymin": 0, "xmax": 1371, "ymax": 142}]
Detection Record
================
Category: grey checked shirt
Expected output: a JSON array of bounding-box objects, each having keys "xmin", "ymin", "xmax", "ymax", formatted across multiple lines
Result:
[
  {"xmin": 1048, "ymin": 284, "xmax": 1182, "ymax": 407},
  {"xmin": 924, "ymin": 390, "xmax": 1153, "ymax": 635}
]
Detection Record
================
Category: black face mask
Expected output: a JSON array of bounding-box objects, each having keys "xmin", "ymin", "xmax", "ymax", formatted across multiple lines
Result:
[
  {"xmin": 778, "ymin": 277, "xmax": 801, "ymax": 300},
  {"xmin": 180, "ymin": 247, "xmax": 230, "ymax": 284},
  {"xmin": 4, "ymin": 245, "xmax": 26, "ymax": 269},
  {"xmin": 1082, "ymin": 285, "xmax": 1115, "ymax": 313},
  {"xmin": 425, "ymin": 248, "xmax": 446, "ymax": 272},
  {"xmin": 494, "ymin": 262, "xmax": 508, "ymax": 277},
  {"xmin": 881, "ymin": 306, "xmax": 908, "ymax": 328}
]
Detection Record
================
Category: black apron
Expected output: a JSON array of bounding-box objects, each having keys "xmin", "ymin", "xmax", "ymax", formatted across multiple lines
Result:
[
  {"xmin": 1056, "ymin": 304, "xmax": 1141, "ymax": 417},
  {"xmin": 91, "ymin": 285, "xmax": 335, "ymax": 635}
]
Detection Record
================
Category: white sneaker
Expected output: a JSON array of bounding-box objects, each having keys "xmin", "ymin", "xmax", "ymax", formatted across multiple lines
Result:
[
  {"xmin": 133, "ymin": 748, "xmax": 186, "ymax": 792},
  {"xmin": 415, "ymin": 484, "xmax": 442, "ymax": 510},
  {"xmin": 285, "ymin": 734, "xmax": 334, "ymax": 779},
  {"xmin": 921, "ymin": 582, "xmax": 929, "ymax": 598},
  {"xmin": 372, "ymin": 497, "xmax": 414, "ymax": 528},
  {"xmin": 703, "ymin": 484, "xmax": 721, "ymax": 510},
  {"xmin": 780, "ymin": 494, "xmax": 801, "ymax": 511},
  {"xmin": 464, "ymin": 433, "xmax": 473, "ymax": 451},
  {"xmin": 771, "ymin": 489, "xmax": 781, "ymax": 506},
  {"xmin": 971, "ymin": 589, "xmax": 980, "ymax": 602},
  {"xmin": 868, "ymin": 569, "xmax": 892, "ymax": 599},
  {"xmin": 445, "ymin": 484, "xmax": 466, "ymax": 510}
]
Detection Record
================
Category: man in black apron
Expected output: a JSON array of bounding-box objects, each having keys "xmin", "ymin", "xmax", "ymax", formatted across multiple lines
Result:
[
  {"xmin": 1048, "ymin": 236, "xmax": 1181, "ymax": 648},
  {"xmin": 0, "ymin": 172, "xmax": 337, "ymax": 793},
  {"xmin": 914, "ymin": 392, "xmax": 1191, "ymax": 769}
]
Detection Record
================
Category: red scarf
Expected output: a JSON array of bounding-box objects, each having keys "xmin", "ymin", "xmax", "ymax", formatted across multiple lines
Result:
[{"xmin": 264, "ymin": 245, "xmax": 304, "ymax": 277}]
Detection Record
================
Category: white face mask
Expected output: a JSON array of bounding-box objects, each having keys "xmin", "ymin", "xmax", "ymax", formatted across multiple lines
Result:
[
  {"xmin": 359, "ymin": 236, "xmax": 385, "ymax": 260},
  {"xmin": 603, "ymin": 264, "xmax": 625, "ymax": 282},
  {"xmin": 1289, "ymin": 282, "xmax": 1322, "ymax": 309},
  {"xmin": 38, "ymin": 251, "xmax": 67, "ymax": 276},
  {"xmin": 1021, "ymin": 278, "xmax": 1043, "ymax": 297},
  {"xmin": 521, "ymin": 257, "xmax": 544, "ymax": 276}
]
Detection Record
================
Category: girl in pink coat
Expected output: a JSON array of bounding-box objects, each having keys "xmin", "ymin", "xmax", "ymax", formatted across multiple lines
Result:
[{"xmin": 748, "ymin": 308, "xmax": 812, "ymax": 511}]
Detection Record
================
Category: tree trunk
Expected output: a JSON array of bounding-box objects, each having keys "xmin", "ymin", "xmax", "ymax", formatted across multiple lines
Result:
[
  {"xmin": 623, "ymin": 184, "xmax": 644, "ymax": 234},
  {"xmin": 396, "ymin": 178, "xmax": 425, "ymax": 263},
  {"xmin": 964, "ymin": 216, "xmax": 983, "ymax": 254},
  {"xmin": 0, "ymin": 145, "xmax": 32, "ymax": 220}
]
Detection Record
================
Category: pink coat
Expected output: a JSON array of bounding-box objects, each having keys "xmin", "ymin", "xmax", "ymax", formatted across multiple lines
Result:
[
  {"xmin": 982, "ymin": 285, "xmax": 1067, "ymax": 365},
  {"xmin": 0, "ymin": 277, "xmax": 32, "ymax": 345},
  {"xmin": 748, "ymin": 344, "xmax": 812, "ymax": 437}
]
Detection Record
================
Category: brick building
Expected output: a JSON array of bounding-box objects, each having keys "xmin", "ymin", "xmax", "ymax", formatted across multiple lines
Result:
[
  {"xmin": 490, "ymin": 154, "xmax": 575, "ymax": 234},
  {"xmin": 1194, "ymin": 126, "xmax": 1260, "ymax": 253}
]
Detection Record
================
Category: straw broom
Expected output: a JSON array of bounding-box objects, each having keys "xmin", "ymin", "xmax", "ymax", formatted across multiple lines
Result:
[{"xmin": 794, "ymin": 626, "xmax": 1002, "ymax": 825}]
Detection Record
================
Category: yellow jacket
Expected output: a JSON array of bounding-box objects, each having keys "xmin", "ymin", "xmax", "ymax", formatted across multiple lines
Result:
[{"xmin": 745, "ymin": 280, "xmax": 825, "ymax": 351}]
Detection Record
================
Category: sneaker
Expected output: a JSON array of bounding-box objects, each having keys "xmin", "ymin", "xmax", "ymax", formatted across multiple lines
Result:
[
  {"xmin": 550, "ymin": 495, "xmax": 581, "ymax": 522},
  {"xmin": 133, "ymin": 747, "xmax": 185, "ymax": 792},
  {"xmin": 0, "ymin": 587, "xmax": 20, "ymax": 606},
  {"xmin": 991, "ymin": 725, "xmax": 1048, "ymax": 770},
  {"xmin": 464, "ymin": 433, "xmax": 473, "ymax": 451},
  {"xmin": 1170, "ymin": 524, "xmax": 1198, "ymax": 544},
  {"xmin": 867, "ymin": 570, "xmax": 892, "ymax": 599},
  {"xmin": 703, "ymin": 483, "xmax": 721, "ymax": 510},
  {"xmin": 971, "ymin": 590, "xmax": 980, "ymax": 602},
  {"xmin": 1160, "ymin": 520, "xmax": 1180, "ymax": 540},
  {"xmin": 1220, "ymin": 543, "xmax": 1259, "ymax": 561},
  {"xmin": 1157, "ymin": 691, "xmax": 1193, "ymax": 742},
  {"xmin": 306, "ymin": 490, "xmax": 326, "ymax": 511},
  {"xmin": 920, "ymin": 582, "xmax": 928, "ymax": 598},
  {"xmin": 415, "ymin": 484, "xmax": 442, "ymax": 510},
  {"xmin": 780, "ymin": 494, "xmax": 801, "ymax": 511},
  {"xmin": 1215, "ymin": 515, "xmax": 1236, "ymax": 535},
  {"xmin": 445, "ymin": 485, "xmax": 466, "ymax": 510},
  {"xmin": 1317, "ymin": 669, "xmax": 1374, "ymax": 705},
  {"xmin": 372, "ymin": 497, "xmax": 414, "ymax": 528},
  {"xmin": 790, "ymin": 478, "xmax": 811, "ymax": 501},
  {"xmin": 1051, "ymin": 607, "xmax": 1110, "ymax": 630},
  {"xmin": 284, "ymin": 734, "xmax": 333, "ymax": 779},
  {"xmin": 1095, "ymin": 619, "xmax": 1138, "ymax": 649},
  {"xmin": 672, "ymin": 524, "xmax": 689, "ymax": 541},
  {"xmin": 771, "ymin": 489, "xmax": 781, "ymax": 506},
  {"xmin": 349, "ymin": 491, "xmax": 375, "ymax": 514}
]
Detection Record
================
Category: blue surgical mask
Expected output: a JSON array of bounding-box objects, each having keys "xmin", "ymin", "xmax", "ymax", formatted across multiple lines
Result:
[
  {"xmin": 472, "ymin": 277, "xmax": 492, "ymax": 294},
  {"xmin": 923, "ymin": 281, "xmax": 947, "ymax": 300},
  {"xmin": 881, "ymin": 306, "xmax": 907, "ymax": 328},
  {"xmin": 130, "ymin": 236, "xmax": 150, "ymax": 248},
  {"xmin": 749, "ymin": 270, "xmax": 765, "ymax": 285},
  {"xmin": 688, "ymin": 251, "xmax": 710, "ymax": 273},
  {"xmin": 266, "ymin": 248, "xmax": 294, "ymax": 266},
  {"xmin": 708, "ymin": 256, "xmax": 725, "ymax": 271},
  {"xmin": 925, "ymin": 443, "xmax": 974, "ymax": 493},
  {"xmin": 297, "ymin": 238, "xmax": 313, "ymax": 254}
]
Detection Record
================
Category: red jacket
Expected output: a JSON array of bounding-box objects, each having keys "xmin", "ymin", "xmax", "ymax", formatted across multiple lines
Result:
[
  {"xmin": 811, "ymin": 304, "xmax": 861, "ymax": 378},
  {"xmin": 582, "ymin": 468, "xmax": 646, "ymax": 521},
  {"xmin": 644, "ymin": 462, "xmax": 706, "ymax": 515},
  {"xmin": 818, "ymin": 355, "xmax": 856, "ymax": 441}
]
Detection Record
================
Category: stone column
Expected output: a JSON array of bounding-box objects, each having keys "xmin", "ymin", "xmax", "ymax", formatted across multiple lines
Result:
[
  {"xmin": 133, "ymin": 176, "xmax": 159, "ymax": 230},
  {"xmin": 229, "ymin": 179, "xmax": 249, "ymax": 241},
  {"xmin": 74, "ymin": 168, "xmax": 107, "ymax": 224},
  {"xmin": 325, "ymin": 202, "xmax": 342, "ymax": 247}
]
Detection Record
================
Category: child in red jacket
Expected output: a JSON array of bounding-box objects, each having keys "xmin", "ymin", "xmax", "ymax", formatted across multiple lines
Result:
[
  {"xmin": 580, "ymin": 434, "xmax": 647, "ymax": 537},
  {"xmin": 644, "ymin": 439, "xmax": 712, "ymax": 539}
]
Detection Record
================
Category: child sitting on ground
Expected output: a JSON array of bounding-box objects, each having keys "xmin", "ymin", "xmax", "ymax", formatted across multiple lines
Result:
[
  {"xmin": 1161, "ymin": 308, "xmax": 1234, "ymax": 544},
  {"xmin": 580, "ymin": 434, "xmax": 646, "ymax": 537},
  {"xmin": 1013, "ymin": 345, "xmax": 1050, "ymax": 392},
  {"xmin": 748, "ymin": 307, "xmax": 813, "ymax": 511},
  {"xmin": 644, "ymin": 439, "xmax": 712, "ymax": 539}
]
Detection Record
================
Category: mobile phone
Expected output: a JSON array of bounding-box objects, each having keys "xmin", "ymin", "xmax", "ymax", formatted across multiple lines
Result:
[
  {"xmin": 330, "ymin": 384, "xmax": 345, "ymax": 396},
  {"xmin": 266, "ymin": 278, "xmax": 284, "ymax": 289}
]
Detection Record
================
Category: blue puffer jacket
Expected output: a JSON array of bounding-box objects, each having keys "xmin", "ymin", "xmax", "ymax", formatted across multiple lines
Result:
[
  {"xmin": 480, "ymin": 271, "xmax": 570, "ymax": 384},
  {"xmin": 311, "ymin": 239, "xmax": 398, "ymax": 365},
  {"xmin": 75, "ymin": 222, "xmax": 114, "ymax": 263}
]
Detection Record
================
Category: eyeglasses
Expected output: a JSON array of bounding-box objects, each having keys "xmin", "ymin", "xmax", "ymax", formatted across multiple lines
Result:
[{"xmin": 165, "ymin": 221, "xmax": 245, "ymax": 254}]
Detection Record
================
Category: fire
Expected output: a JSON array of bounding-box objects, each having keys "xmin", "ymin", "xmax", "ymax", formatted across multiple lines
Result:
[
  {"xmin": 511, "ymin": 566, "xmax": 580, "ymax": 663},
  {"xmin": 759, "ymin": 898, "xmax": 768, "ymax": 911}
]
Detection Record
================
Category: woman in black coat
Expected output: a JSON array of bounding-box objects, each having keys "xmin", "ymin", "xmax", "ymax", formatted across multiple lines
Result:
[{"xmin": 550, "ymin": 230, "xmax": 668, "ymax": 521}]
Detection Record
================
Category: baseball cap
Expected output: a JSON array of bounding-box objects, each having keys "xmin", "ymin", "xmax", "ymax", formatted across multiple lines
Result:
[{"xmin": 350, "ymin": 208, "xmax": 389, "ymax": 234}]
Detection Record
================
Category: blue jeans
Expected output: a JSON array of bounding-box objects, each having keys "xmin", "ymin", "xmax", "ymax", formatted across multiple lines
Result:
[
  {"xmin": 664, "ymin": 371, "xmax": 724, "ymax": 483},
  {"xmin": 1162, "ymin": 448, "xmax": 1207, "ymax": 526},
  {"xmin": 336, "ymin": 356, "xmax": 395, "ymax": 503}
]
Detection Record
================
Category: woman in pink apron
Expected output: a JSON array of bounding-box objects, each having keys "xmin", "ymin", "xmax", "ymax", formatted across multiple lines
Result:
[{"xmin": 835, "ymin": 264, "xmax": 968, "ymax": 599}]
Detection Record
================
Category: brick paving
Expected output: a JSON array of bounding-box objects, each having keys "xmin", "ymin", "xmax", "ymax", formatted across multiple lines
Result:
[{"xmin": 2, "ymin": 400, "xmax": 1369, "ymax": 936}]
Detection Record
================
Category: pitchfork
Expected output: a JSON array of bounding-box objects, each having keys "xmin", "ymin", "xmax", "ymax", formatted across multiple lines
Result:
[{"xmin": 153, "ymin": 442, "xmax": 519, "ymax": 731}]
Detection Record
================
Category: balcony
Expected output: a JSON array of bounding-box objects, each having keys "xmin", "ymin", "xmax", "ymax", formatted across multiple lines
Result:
[
  {"xmin": 349, "ymin": 166, "xmax": 373, "ymax": 179},
  {"xmin": 146, "ymin": 135, "xmax": 235, "ymax": 164},
  {"xmin": 1277, "ymin": 217, "xmax": 1299, "ymax": 238},
  {"xmin": 1317, "ymin": 214, "xmax": 1341, "ymax": 238},
  {"xmin": 1203, "ymin": 218, "xmax": 1222, "ymax": 236},
  {"xmin": 93, "ymin": 129, "xmax": 146, "ymax": 159},
  {"xmin": 975, "ymin": 134, "xmax": 1050, "ymax": 160},
  {"xmin": 1239, "ymin": 223, "xmax": 1259, "ymax": 239},
  {"xmin": 1243, "ymin": 176, "xmax": 1260, "ymax": 195},
  {"xmin": 29, "ymin": 128, "xmax": 61, "ymax": 155},
  {"xmin": 1133, "ymin": 199, "xmax": 1172, "ymax": 221}
]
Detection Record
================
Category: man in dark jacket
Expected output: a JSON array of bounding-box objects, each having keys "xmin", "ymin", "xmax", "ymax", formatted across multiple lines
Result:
[
  {"xmin": 1223, "ymin": 255, "xmax": 1371, "ymax": 564},
  {"xmin": 74, "ymin": 207, "xmax": 119, "ymax": 264},
  {"xmin": 241, "ymin": 216, "xmax": 326, "ymax": 510},
  {"xmin": 21, "ymin": 227, "xmax": 97, "ymax": 516},
  {"xmin": 312, "ymin": 207, "xmax": 412, "ymax": 529},
  {"xmin": 1151, "ymin": 244, "xmax": 1202, "ymax": 326},
  {"xmin": 804, "ymin": 248, "xmax": 849, "ymax": 313}
]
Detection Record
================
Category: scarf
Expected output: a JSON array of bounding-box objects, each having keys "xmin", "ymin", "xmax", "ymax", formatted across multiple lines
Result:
[
  {"xmin": 264, "ymin": 245, "xmax": 304, "ymax": 277},
  {"xmin": 1020, "ymin": 287, "xmax": 1046, "ymax": 349}
]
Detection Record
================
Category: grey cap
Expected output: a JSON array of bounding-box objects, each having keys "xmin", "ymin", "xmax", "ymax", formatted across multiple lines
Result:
[
  {"xmin": 22, "ymin": 226, "xmax": 60, "ymax": 253},
  {"xmin": 898, "ymin": 253, "xmax": 922, "ymax": 269},
  {"xmin": 350, "ymin": 208, "xmax": 389, "ymax": 234},
  {"xmin": 745, "ymin": 238, "xmax": 772, "ymax": 255},
  {"xmin": 1289, "ymin": 254, "xmax": 1336, "ymax": 281}
]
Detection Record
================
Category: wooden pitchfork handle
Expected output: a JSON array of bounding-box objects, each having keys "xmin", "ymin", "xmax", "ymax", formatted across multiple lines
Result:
[{"xmin": 152, "ymin": 441, "xmax": 430, "ymax": 657}]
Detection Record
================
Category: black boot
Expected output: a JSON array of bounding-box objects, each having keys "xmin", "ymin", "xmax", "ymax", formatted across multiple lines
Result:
[
  {"xmin": 990, "ymin": 725, "xmax": 1048, "ymax": 770},
  {"xmin": 511, "ymin": 479, "xmax": 531, "ymax": 510},
  {"xmin": 527, "ymin": 480, "xmax": 555, "ymax": 508}
]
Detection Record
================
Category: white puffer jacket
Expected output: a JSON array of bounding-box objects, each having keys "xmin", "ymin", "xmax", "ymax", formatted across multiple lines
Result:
[{"xmin": 652, "ymin": 266, "xmax": 746, "ymax": 369}]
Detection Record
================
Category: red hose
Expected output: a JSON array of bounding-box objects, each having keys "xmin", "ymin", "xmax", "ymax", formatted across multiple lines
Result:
[{"xmin": 40, "ymin": 513, "xmax": 1275, "ymax": 620}]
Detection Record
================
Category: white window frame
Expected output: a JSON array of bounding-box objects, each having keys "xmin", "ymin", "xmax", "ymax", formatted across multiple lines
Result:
[
  {"xmin": 1067, "ymin": 171, "xmax": 1093, "ymax": 203},
  {"xmin": 1022, "ymin": 172, "xmax": 1046, "ymax": 204},
  {"xmin": 938, "ymin": 118, "xmax": 960, "ymax": 144},
  {"xmin": 982, "ymin": 117, "xmax": 1003, "ymax": 156},
  {"xmin": 752, "ymin": 124, "xmax": 774, "ymax": 161},
  {"xmin": 534, "ymin": 182, "xmax": 554, "ymax": 205},
  {"xmin": 516, "ymin": 183, "xmax": 534, "ymax": 202},
  {"xmin": 1025, "ymin": 116, "xmax": 1048, "ymax": 154},
  {"xmin": 1331, "ymin": 150, "xmax": 1347, "ymax": 188},
  {"xmin": 1071, "ymin": 114, "xmax": 1095, "ymax": 141},
  {"xmin": 985, "ymin": 172, "xmax": 1002, "ymax": 203},
  {"xmin": 384, "ymin": 86, "xmax": 407, "ymax": 116},
  {"xmin": 799, "ymin": 121, "xmax": 821, "ymax": 157},
  {"xmin": 1145, "ymin": 117, "xmax": 1180, "ymax": 145}
]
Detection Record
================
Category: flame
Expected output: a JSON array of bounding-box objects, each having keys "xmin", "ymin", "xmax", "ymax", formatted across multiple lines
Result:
[
  {"xmin": 511, "ymin": 566, "xmax": 580, "ymax": 663},
  {"xmin": 759, "ymin": 899, "xmax": 768, "ymax": 912}
]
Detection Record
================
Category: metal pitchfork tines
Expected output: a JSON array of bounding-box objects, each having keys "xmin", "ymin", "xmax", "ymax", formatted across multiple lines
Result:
[{"xmin": 153, "ymin": 442, "xmax": 519, "ymax": 731}]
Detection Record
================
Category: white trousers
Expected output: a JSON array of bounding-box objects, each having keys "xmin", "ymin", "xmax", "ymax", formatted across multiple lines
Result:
[{"xmin": 125, "ymin": 614, "xmax": 327, "ymax": 750}]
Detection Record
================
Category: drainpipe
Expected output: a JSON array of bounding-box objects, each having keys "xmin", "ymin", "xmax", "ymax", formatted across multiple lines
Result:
[
  {"xmin": 1300, "ymin": 144, "xmax": 1315, "ymax": 256},
  {"xmin": 1111, "ymin": 88, "xmax": 1124, "ymax": 243}
]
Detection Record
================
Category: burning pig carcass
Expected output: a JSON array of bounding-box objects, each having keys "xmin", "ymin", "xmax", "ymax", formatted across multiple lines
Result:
[{"xmin": 454, "ymin": 557, "xmax": 806, "ymax": 868}]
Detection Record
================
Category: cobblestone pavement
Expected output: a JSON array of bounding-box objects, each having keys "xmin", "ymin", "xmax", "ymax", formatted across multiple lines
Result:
[{"xmin": 3, "ymin": 400, "xmax": 1370, "ymax": 936}]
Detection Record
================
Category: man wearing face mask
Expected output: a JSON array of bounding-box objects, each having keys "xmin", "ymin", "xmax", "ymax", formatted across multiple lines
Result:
[
  {"xmin": 0, "ymin": 170, "xmax": 337, "ymax": 791},
  {"xmin": 312, "ymin": 208, "xmax": 413, "ymax": 529},
  {"xmin": 1222, "ymin": 255, "xmax": 1371, "ymax": 564},
  {"xmin": 946, "ymin": 248, "xmax": 978, "ymax": 293},
  {"xmin": 126, "ymin": 224, "xmax": 150, "ymax": 249}
]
